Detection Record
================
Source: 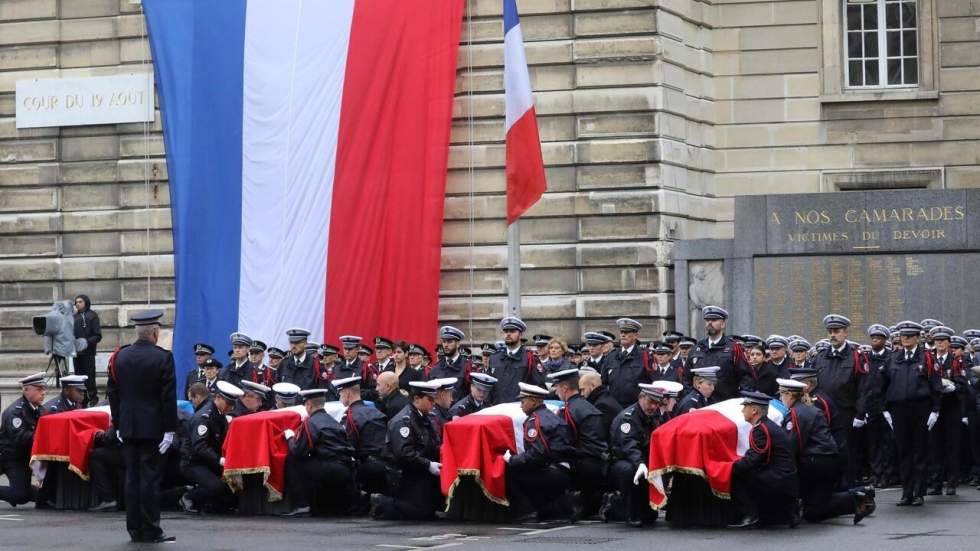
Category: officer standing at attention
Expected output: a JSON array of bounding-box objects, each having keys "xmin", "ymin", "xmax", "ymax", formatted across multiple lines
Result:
[
  {"xmin": 881, "ymin": 321, "xmax": 941, "ymax": 506},
  {"xmin": 687, "ymin": 306, "xmax": 753, "ymax": 401},
  {"xmin": 0, "ymin": 372, "xmax": 47, "ymax": 507},
  {"xmin": 728, "ymin": 390, "xmax": 798, "ymax": 529},
  {"xmin": 106, "ymin": 310, "xmax": 178, "ymax": 543},
  {"xmin": 488, "ymin": 317, "xmax": 545, "ymax": 405},
  {"xmin": 604, "ymin": 318, "xmax": 652, "ymax": 407},
  {"xmin": 864, "ymin": 324, "xmax": 896, "ymax": 488},
  {"xmin": 282, "ymin": 388, "xmax": 357, "ymax": 517},
  {"xmin": 448, "ymin": 372, "xmax": 497, "ymax": 418},
  {"xmin": 926, "ymin": 325, "xmax": 968, "ymax": 496},
  {"xmin": 279, "ymin": 328, "xmax": 317, "ymax": 389},
  {"xmin": 812, "ymin": 314, "xmax": 873, "ymax": 486},
  {"xmin": 371, "ymin": 380, "xmax": 443, "ymax": 520},
  {"xmin": 221, "ymin": 332, "xmax": 256, "ymax": 387},
  {"xmin": 503, "ymin": 383, "xmax": 578, "ymax": 522},
  {"xmin": 428, "ymin": 326, "xmax": 472, "ymax": 401},
  {"xmin": 333, "ymin": 376, "xmax": 390, "ymax": 497},
  {"xmin": 185, "ymin": 343, "xmax": 214, "ymax": 396}
]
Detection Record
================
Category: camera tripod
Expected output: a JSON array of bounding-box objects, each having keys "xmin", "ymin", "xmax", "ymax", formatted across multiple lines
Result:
[{"xmin": 46, "ymin": 354, "xmax": 70, "ymax": 388}]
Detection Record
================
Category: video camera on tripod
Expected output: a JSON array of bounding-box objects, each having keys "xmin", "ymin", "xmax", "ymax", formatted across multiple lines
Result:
[{"xmin": 32, "ymin": 299, "xmax": 89, "ymax": 387}]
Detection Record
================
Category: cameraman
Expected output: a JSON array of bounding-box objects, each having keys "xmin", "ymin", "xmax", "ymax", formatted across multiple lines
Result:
[{"xmin": 74, "ymin": 294, "xmax": 102, "ymax": 407}]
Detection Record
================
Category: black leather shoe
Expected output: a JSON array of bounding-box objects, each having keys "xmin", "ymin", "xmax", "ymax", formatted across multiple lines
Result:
[
  {"xmin": 895, "ymin": 496, "xmax": 913, "ymax": 506},
  {"xmin": 727, "ymin": 516, "xmax": 759, "ymax": 529},
  {"xmin": 910, "ymin": 496, "xmax": 924, "ymax": 506},
  {"xmin": 926, "ymin": 487, "xmax": 942, "ymax": 496},
  {"xmin": 625, "ymin": 517, "xmax": 643, "ymax": 528},
  {"xmin": 150, "ymin": 534, "xmax": 176, "ymax": 543},
  {"xmin": 854, "ymin": 495, "xmax": 876, "ymax": 525},
  {"xmin": 945, "ymin": 486, "xmax": 956, "ymax": 496},
  {"xmin": 88, "ymin": 500, "xmax": 117, "ymax": 513},
  {"xmin": 789, "ymin": 499, "xmax": 802, "ymax": 528}
]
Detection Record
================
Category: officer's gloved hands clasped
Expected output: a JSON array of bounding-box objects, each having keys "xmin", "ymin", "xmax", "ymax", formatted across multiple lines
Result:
[
  {"xmin": 158, "ymin": 431, "xmax": 175, "ymax": 454},
  {"xmin": 428, "ymin": 461, "xmax": 442, "ymax": 476},
  {"xmin": 883, "ymin": 411, "xmax": 893, "ymax": 429},
  {"xmin": 633, "ymin": 463, "xmax": 648, "ymax": 485},
  {"xmin": 283, "ymin": 429, "xmax": 295, "ymax": 440},
  {"xmin": 963, "ymin": 417, "xmax": 969, "ymax": 426},
  {"xmin": 852, "ymin": 416, "xmax": 867, "ymax": 429},
  {"xmin": 926, "ymin": 411, "xmax": 939, "ymax": 430}
]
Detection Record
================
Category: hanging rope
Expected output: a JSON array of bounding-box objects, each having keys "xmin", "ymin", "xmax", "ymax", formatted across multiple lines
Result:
[
  {"xmin": 466, "ymin": 0, "xmax": 476, "ymax": 343},
  {"xmin": 139, "ymin": 4, "xmax": 152, "ymax": 306}
]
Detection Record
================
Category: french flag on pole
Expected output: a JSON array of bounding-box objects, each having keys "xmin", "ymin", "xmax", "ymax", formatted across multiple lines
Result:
[
  {"xmin": 143, "ymin": 0, "xmax": 463, "ymax": 391},
  {"xmin": 504, "ymin": 0, "xmax": 547, "ymax": 225}
]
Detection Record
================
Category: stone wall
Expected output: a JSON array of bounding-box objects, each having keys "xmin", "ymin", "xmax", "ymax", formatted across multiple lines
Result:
[{"xmin": 2, "ymin": 0, "xmax": 980, "ymax": 401}]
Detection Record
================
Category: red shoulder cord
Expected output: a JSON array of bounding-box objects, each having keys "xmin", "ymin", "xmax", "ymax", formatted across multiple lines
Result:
[
  {"xmin": 642, "ymin": 348, "xmax": 655, "ymax": 376},
  {"xmin": 852, "ymin": 349, "xmax": 870, "ymax": 375},
  {"xmin": 749, "ymin": 422, "xmax": 772, "ymax": 464},
  {"xmin": 463, "ymin": 359, "xmax": 473, "ymax": 387},
  {"xmin": 525, "ymin": 350, "xmax": 538, "ymax": 379},
  {"xmin": 312, "ymin": 356, "xmax": 322, "ymax": 385},
  {"xmin": 301, "ymin": 418, "xmax": 314, "ymax": 449},
  {"xmin": 734, "ymin": 341, "xmax": 756, "ymax": 380},
  {"xmin": 344, "ymin": 408, "xmax": 360, "ymax": 444},
  {"xmin": 952, "ymin": 356, "xmax": 964, "ymax": 378},
  {"xmin": 560, "ymin": 406, "xmax": 578, "ymax": 440},
  {"xmin": 107, "ymin": 346, "xmax": 122, "ymax": 383},
  {"xmin": 789, "ymin": 408, "xmax": 803, "ymax": 452},
  {"xmin": 925, "ymin": 351, "xmax": 936, "ymax": 377},
  {"xmin": 815, "ymin": 396, "xmax": 831, "ymax": 425}
]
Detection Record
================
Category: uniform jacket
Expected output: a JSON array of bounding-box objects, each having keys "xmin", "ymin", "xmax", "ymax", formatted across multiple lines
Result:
[
  {"xmin": 0, "ymin": 396, "xmax": 43, "ymax": 461},
  {"xmin": 181, "ymin": 400, "xmax": 229, "ymax": 473},
  {"xmin": 556, "ymin": 394, "xmax": 607, "ymax": 459},
  {"xmin": 43, "ymin": 393, "xmax": 80, "ymax": 414},
  {"xmin": 219, "ymin": 359, "xmax": 255, "ymax": 389},
  {"xmin": 783, "ymin": 402, "xmax": 838, "ymax": 457},
  {"xmin": 733, "ymin": 416, "xmax": 798, "ymax": 496},
  {"xmin": 342, "ymin": 400, "xmax": 389, "ymax": 461},
  {"xmin": 488, "ymin": 347, "xmax": 546, "ymax": 405},
  {"xmin": 881, "ymin": 346, "xmax": 942, "ymax": 411},
  {"xmin": 676, "ymin": 388, "xmax": 711, "ymax": 415},
  {"xmin": 448, "ymin": 394, "xmax": 487, "ymax": 419},
  {"xmin": 603, "ymin": 345, "xmax": 653, "ymax": 407},
  {"xmin": 289, "ymin": 409, "xmax": 355, "ymax": 463},
  {"xmin": 687, "ymin": 335, "xmax": 753, "ymax": 401},
  {"xmin": 278, "ymin": 352, "xmax": 317, "ymax": 390},
  {"xmin": 107, "ymin": 339, "xmax": 178, "ymax": 440},
  {"xmin": 609, "ymin": 402, "xmax": 659, "ymax": 467},
  {"xmin": 755, "ymin": 357, "xmax": 791, "ymax": 397},
  {"xmin": 509, "ymin": 403, "xmax": 574, "ymax": 469},
  {"xmin": 428, "ymin": 355, "xmax": 473, "ymax": 401},
  {"xmin": 813, "ymin": 343, "xmax": 872, "ymax": 417},
  {"xmin": 387, "ymin": 404, "xmax": 439, "ymax": 474}
]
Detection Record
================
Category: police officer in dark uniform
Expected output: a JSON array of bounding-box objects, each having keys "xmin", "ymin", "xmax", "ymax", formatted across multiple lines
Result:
[
  {"xmin": 650, "ymin": 340, "xmax": 683, "ymax": 384},
  {"xmin": 179, "ymin": 380, "xmax": 242, "ymax": 514},
  {"xmin": 221, "ymin": 332, "xmax": 256, "ymax": 388},
  {"xmin": 778, "ymin": 378, "xmax": 875, "ymax": 524},
  {"xmin": 449, "ymin": 372, "xmax": 497, "ymax": 418},
  {"xmin": 789, "ymin": 337, "xmax": 812, "ymax": 369},
  {"xmin": 0, "ymin": 372, "xmax": 47, "ymax": 507},
  {"xmin": 429, "ymin": 326, "xmax": 472, "ymax": 401},
  {"xmin": 686, "ymin": 306, "xmax": 754, "ymax": 401},
  {"xmin": 583, "ymin": 331, "xmax": 612, "ymax": 373},
  {"xmin": 185, "ymin": 343, "xmax": 214, "ymax": 396},
  {"xmin": 864, "ymin": 324, "xmax": 897, "ymax": 488},
  {"xmin": 279, "ymin": 328, "xmax": 317, "ymax": 389},
  {"xmin": 316, "ymin": 344, "xmax": 342, "ymax": 395},
  {"xmin": 676, "ymin": 366, "xmax": 719, "ymax": 415},
  {"xmin": 282, "ymin": 388, "xmax": 356, "ymax": 516},
  {"xmin": 606, "ymin": 382, "xmax": 664, "ymax": 527},
  {"xmin": 488, "ymin": 317, "xmax": 546, "ymax": 405},
  {"xmin": 504, "ymin": 383, "xmax": 577, "ymax": 521},
  {"xmin": 235, "ymin": 381, "xmax": 272, "ymax": 416},
  {"xmin": 371, "ymin": 380, "xmax": 443, "ymax": 520},
  {"xmin": 43, "ymin": 374, "xmax": 87, "ymax": 413},
  {"xmin": 881, "ymin": 320, "xmax": 942, "ymax": 506},
  {"xmin": 756, "ymin": 335, "xmax": 791, "ymax": 397},
  {"xmin": 428, "ymin": 377, "xmax": 457, "ymax": 443},
  {"xmin": 728, "ymin": 390, "xmax": 798, "ymax": 529},
  {"xmin": 333, "ymin": 376, "xmax": 390, "ymax": 497},
  {"xmin": 106, "ymin": 310, "xmax": 178, "ymax": 543},
  {"xmin": 337, "ymin": 335, "xmax": 369, "ymax": 382},
  {"xmin": 812, "ymin": 314, "xmax": 873, "ymax": 486},
  {"xmin": 926, "ymin": 325, "xmax": 967, "ymax": 495},
  {"xmin": 604, "ymin": 318, "xmax": 654, "ymax": 407},
  {"xmin": 272, "ymin": 382, "xmax": 302, "ymax": 409},
  {"xmin": 549, "ymin": 368, "xmax": 607, "ymax": 517},
  {"xmin": 247, "ymin": 340, "xmax": 277, "ymax": 388},
  {"xmin": 200, "ymin": 357, "xmax": 221, "ymax": 396}
]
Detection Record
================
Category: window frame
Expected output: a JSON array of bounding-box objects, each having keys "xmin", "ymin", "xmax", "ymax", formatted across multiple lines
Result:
[
  {"xmin": 819, "ymin": 0, "xmax": 937, "ymax": 103},
  {"xmin": 842, "ymin": 0, "xmax": 920, "ymax": 90}
]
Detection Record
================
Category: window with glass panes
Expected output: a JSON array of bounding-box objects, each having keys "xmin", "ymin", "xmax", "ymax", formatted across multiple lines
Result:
[{"xmin": 844, "ymin": 0, "xmax": 918, "ymax": 88}]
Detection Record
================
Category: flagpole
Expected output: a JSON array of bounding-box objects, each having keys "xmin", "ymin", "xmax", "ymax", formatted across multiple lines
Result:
[{"xmin": 507, "ymin": 220, "xmax": 521, "ymax": 317}]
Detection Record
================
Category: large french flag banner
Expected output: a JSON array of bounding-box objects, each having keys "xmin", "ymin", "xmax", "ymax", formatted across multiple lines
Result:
[
  {"xmin": 503, "ymin": 0, "xmax": 547, "ymax": 224},
  {"xmin": 143, "ymin": 0, "xmax": 464, "ymax": 390},
  {"xmin": 646, "ymin": 399, "xmax": 784, "ymax": 508}
]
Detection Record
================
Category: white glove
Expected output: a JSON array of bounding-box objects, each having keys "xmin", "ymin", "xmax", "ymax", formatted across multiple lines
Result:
[
  {"xmin": 428, "ymin": 461, "xmax": 442, "ymax": 476},
  {"xmin": 116, "ymin": 431, "xmax": 124, "ymax": 444},
  {"xmin": 158, "ymin": 432, "xmax": 174, "ymax": 454},
  {"xmin": 941, "ymin": 378, "xmax": 956, "ymax": 394},
  {"xmin": 883, "ymin": 411, "xmax": 893, "ymax": 429},
  {"xmin": 963, "ymin": 417, "xmax": 969, "ymax": 426},
  {"xmin": 219, "ymin": 457, "xmax": 226, "ymax": 467},
  {"xmin": 852, "ymin": 417, "xmax": 867, "ymax": 429},
  {"xmin": 633, "ymin": 463, "xmax": 648, "ymax": 485},
  {"xmin": 283, "ymin": 429, "xmax": 295, "ymax": 440},
  {"xmin": 503, "ymin": 449, "xmax": 512, "ymax": 463},
  {"xmin": 927, "ymin": 411, "xmax": 939, "ymax": 431}
]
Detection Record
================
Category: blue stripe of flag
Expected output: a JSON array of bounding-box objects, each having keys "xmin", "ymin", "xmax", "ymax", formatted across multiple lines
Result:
[{"xmin": 503, "ymin": 0, "xmax": 520, "ymax": 35}]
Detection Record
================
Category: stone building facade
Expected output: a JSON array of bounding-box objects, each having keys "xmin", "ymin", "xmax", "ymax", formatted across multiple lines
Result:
[{"xmin": 1, "ymin": 0, "xmax": 979, "ymax": 398}]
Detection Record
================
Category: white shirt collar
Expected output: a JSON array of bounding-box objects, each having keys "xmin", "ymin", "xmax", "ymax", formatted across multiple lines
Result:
[{"xmin": 507, "ymin": 345, "xmax": 521, "ymax": 355}]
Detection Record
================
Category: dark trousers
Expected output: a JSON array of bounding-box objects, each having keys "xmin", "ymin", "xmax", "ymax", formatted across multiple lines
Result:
[
  {"xmin": 356, "ymin": 457, "xmax": 388, "ymax": 495},
  {"xmin": 122, "ymin": 439, "xmax": 163, "ymax": 542},
  {"xmin": 890, "ymin": 399, "xmax": 931, "ymax": 499},
  {"xmin": 609, "ymin": 460, "xmax": 655, "ymax": 523},
  {"xmin": 284, "ymin": 455, "xmax": 355, "ymax": 514},
  {"xmin": 866, "ymin": 412, "xmax": 899, "ymax": 482},
  {"xmin": 571, "ymin": 455, "xmax": 606, "ymax": 514},
  {"xmin": 374, "ymin": 467, "xmax": 441, "ymax": 520},
  {"xmin": 90, "ymin": 446, "xmax": 124, "ymax": 504},
  {"xmin": 839, "ymin": 408, "xmax": 858, "ymax": 487},
  {"xmin": 798, "ymin": 454, "xmax": 856, "ymax": 523},
  {"xmin": 0, "ymin": 459, "xmax": 33, "ymax": 506},
  {"xmin": 74, "ymin": 354, "xmax": 98, "ymax": 406},
  {"xmin": 182, "ymin": 463, "xmax": 234, "ymax": 511},
  {"xmin": 505, "ymin": 462, "xmax": 572, "ymax": 519},
  {"xmin": 929, "ymin": 398, "xmax": 962, "ymax": 488}
]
